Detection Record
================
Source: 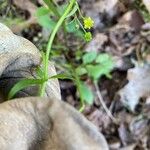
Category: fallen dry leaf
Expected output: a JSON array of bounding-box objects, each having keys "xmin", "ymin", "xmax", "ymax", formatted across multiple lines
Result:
[
  {"xmin": 118, "ymin": 10, "xmax": 144, "ymax": 30},
  {"xmin": 118, "ymin": 123, "xmax": 134, "ymax": 146},
  {"xmin": 129, "ymin": 117, "xmax": 149, "ymax": 140},
  {"xmin": 87, "ymin": 109, "xmax": 111, "ymax": 130},
  {"xmin": 80, "ymin": 0, "xmax": 125, "ymax": 29},
  {"xmin": 85, "ymin": 33, "xmax": 108, "ymax": 52},
  {"xmin": 119, "ymin": 144, "xmax": 136, "ymax": 150},
  {"xmin": 119, "ymin": 65, "xmax": 150, "ymax": 111}
]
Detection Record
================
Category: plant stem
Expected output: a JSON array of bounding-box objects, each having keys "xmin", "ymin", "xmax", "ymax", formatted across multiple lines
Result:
[
  {"xmin": 40, "ymin": 0, "xmax": 76, "ymax": 96},
  {"xmin": 76, "ymin": 16, "xmax": 86, "ymax": 33},
  {"xmin": 74, "ymin": 70, "xmax": 85, "ymax": 112}
]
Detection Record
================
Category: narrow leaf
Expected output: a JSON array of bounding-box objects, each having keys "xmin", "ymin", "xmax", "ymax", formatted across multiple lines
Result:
[
  {"xmin": 36, "ymin": 66, "xmax": 44, "ymax": 78},
  {"xmin": 49, "ymin": 74, "xmax": 73, "ymax": 80},
  {"xmin": 8, "ymin": 79, "xmax": 45, "ymax": 99}
]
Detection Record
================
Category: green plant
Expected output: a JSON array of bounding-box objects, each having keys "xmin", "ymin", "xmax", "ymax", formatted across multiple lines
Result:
[
  {"xmin": 69, "ymin": 51, "xmax": 114, "ymax": 112},
  {"xmin": 8, "ymin": 0, "xmax": 115, "ymax": 113}
]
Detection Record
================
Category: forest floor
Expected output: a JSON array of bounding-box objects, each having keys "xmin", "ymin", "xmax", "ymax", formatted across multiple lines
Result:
[{"xmin": 1, "ymin": 0, "xmax": 150, "ymax": 149}]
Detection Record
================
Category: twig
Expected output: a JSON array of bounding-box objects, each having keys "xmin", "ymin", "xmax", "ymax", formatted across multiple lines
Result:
[
  {"xmin": 136, "ymin": 43, "xmax": 142, "ymax": 65},
  {"xmin": 94, "ymin": 82, "xmax": 117, "ymax": 123}
]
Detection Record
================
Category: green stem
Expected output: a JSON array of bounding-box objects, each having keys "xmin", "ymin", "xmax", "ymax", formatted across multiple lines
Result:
[
  {"xmin": 40, "ymin": 0, "xmax": 76, "ymax": 96},
  {"xmin": 79, "ymin": 104, "xmax": 85, "ymax": 112},
  {"xmin": 76, "ymin": 2, "xmax": 84, "ymax": 19},
  {"xmin": 76, "ymin": 16, "xmax": 86, "ymax": 33},
  {"xmin": 74, "ymin": 71, "xmax": 85, "ymax": 112}
]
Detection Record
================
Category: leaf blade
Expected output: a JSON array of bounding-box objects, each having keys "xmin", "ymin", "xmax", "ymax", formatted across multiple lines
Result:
[
  {"xmin": 8, "ymin": 79, "xmax": 45, "ymax": 99},
  {"xmin": 82, "ymin": 51, "xmax": 97, "ymax": 64},
  {"xmin": 78, "ymin": 81, "xmax": 94, "ymax": 104},
  {"xmin": 49, "ymin": 74, "xmax": 73, "ymax": 80}
]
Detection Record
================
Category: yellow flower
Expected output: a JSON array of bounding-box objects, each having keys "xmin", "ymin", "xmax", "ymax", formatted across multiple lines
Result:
[
  {"xmin": 84, "ymin": 32, "xmax": 92, "ymax": 42},
  {"xmin": 83, "ymin": 17, "xmax": 94, "ymax": 29}
]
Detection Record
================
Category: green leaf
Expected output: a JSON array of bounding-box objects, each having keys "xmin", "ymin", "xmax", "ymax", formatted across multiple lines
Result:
[
  {"xmin": 96, "ymin": 53, "xmax": 114, "ymax": 71},
  {"xmin": 82, "ymin": 51, "xmax": 97, "ymax": 64},
  {"xmin": 66, "ymin": 19, "xmax": 79, "ymax": 33},
  {"xmin": 36, "ymin": 6, "xmax": 49, "ymax": 17},
  {"xmin": 75, "ymin": 66, "xmax": 87, "ymax": 76},
  {"xmin": 96, "ymin": 53, "xmax": 112, "ymax": 64},
  {"xmin": 86, "ymin": 62, "xmax": 114, "ymax": 81},
  {"xmin": 74, "ymin": 30, "xmax": 84, "ymax": 39},
  {"xmin": 78, "ymin": 81, "xmax": 94, "ymax": 104},
  {"xmin": 8, "ymin": 79, "xmax": 45, "ymax": 99},
  {"xmin": 75, "ymin": 50, "xmax": 83, "ymax": 59},
  {"xmin": 37, "ymin": 14, "xmax": 56, "ymax": 29},
  {"xmin": 36, "ymin": 66, "xmax": 44, "ymax": 78},
  {"xmin": 49, "ymin": 74, "xmax": 73, "ymax": 80},
  {"xmin": 86, "ymin": 65, "xmax": 102, "ymax": 80}
]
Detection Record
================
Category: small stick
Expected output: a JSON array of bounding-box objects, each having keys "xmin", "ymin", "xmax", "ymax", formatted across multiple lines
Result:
[{"xmin": 94, "ymin": 82, "xmax": 117, "ymax": 123}]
